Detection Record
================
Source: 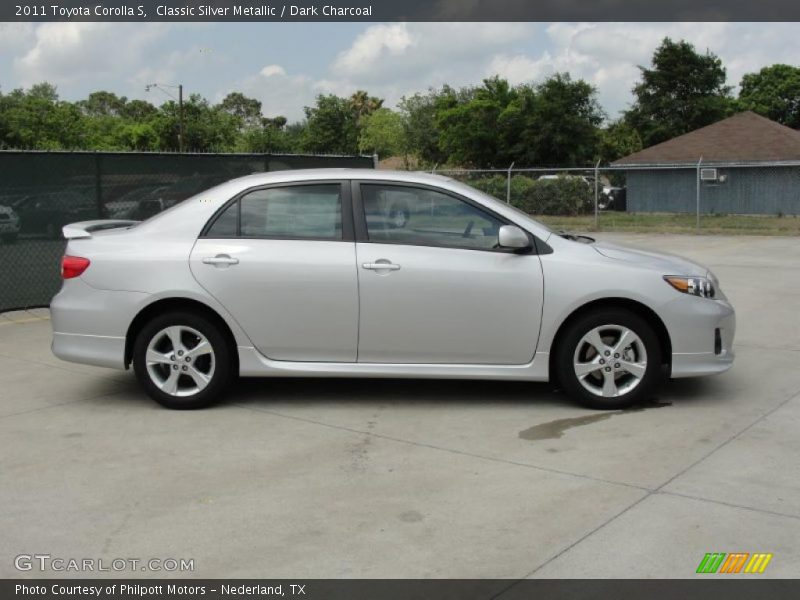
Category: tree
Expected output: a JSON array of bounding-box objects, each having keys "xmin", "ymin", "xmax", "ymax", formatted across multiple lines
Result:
[
  {"xmin": 626, "ymin": 38, "xmax": 733, "ymax": 147},
  {"xmin": 152, "ymin": 94, "xmax": 238, "ymax": 151},
  {"xmin": 283, "ymin": 121, "xmax": 307, "ymax": 152},
  {"xmin": 738, "ymin": 64, "xmax": 800, "ymax": 128},
  {"xmin": 437, "ymin": 76, "xmax": 518, "ymax": 168},
  {"xmin": 77, "ymin": 91, "xmax": 127, "ymax": 117},
  {"xmin": 239, "ymin": 116, "xmax": 292, "ymax": 153},
  {"xmin": 118, "ymin": 122, "xmax": 159, "ymax": 151},
  {"xmin": 0, "ymin": 83, "xmax": 86, "ymax": 149},
  {"xmin": 218, "ymin": 92, "xmax": 263, "ymax": 131},
  {"xmin": 358, "ymin": 108, "xmax": 407, "ymax": 158},
  {"xmin": 302, "ymin": 94, "xmax": 359, "ymax": 154},
  {"xmin": 398, "ymin": 90, "xmax": 448, "ymax": 166},
  {"xmin": 27, "ymin": 82, "xmax": 59, "ymax": 103},
  {"xmin": 349, "ymin": 90, "xmax": 383, "ymax": 126},
  {"xmin": 597, "ymin": 120, "xmax": 643, "ymax": 164},
  {"xmin": 436, "ymin": 78, "xmax": 513, "ymax": 168},
  {"xmin": 495, "ymin": 84, "xmax": 536, "ymax": 163},
  {"xmin": 120, "ymin": 99, "xmax": 157, "ymax": 121},
  {"xmin": 523, "ymin": 73, "xmax": 604, "ymax": 166},
  {"xmin": 77, "ymin": 91, "xmax": 131, "ymax": 149}
]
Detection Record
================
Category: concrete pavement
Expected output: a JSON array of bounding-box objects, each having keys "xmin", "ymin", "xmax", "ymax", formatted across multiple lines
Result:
[{"xmin": 0, "ymin": 234, "xmax": 798, "ymax": 579}]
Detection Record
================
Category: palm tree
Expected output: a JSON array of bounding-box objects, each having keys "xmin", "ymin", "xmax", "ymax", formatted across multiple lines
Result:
[{"xmin": 349, "ymin": 90, "xmax": 384, "ymax": 125}]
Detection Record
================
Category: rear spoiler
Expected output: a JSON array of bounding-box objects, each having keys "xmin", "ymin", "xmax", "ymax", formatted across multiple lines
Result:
[{"xmin": 62, "ymin": 220, "xmax": 140, "ymax": 240}]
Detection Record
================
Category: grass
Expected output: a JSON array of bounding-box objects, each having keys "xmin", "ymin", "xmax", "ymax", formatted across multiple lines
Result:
[{"xmin": 536, "ymin": 212, "xmax": 800, "ymax": 236}]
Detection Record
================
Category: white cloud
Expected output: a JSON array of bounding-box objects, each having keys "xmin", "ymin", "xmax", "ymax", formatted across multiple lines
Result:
[
  {"xmin": 485, "ymin": 23, "xmax": 800, "ymax": 119},
  {"xmin": 332, "ymin": 23, "xmax": 413, "ymax": 76},
  {"xmin": 0, "ymin": 23, "xmax": 34, "ymax": 53},
  {"xmin": 132, "ymin": 44, "xmax": 224, "ymax": 98},
  {"xmin": 229, "ymin": 22, "xmax": 538, "ymax": 120},
  {"xmin": 307, "ymin": 22, "xmax": 538, "ymax": 114},
  {"xmin": 260, "ymin": 64, "xmax": 286, "ymax": 77},
  {"xmin": 236, "ymin": 66, "xmax": 315, "ymax": 119},
  {"xmin": 232, "ymin": 22, "xmax": 800, "ymax": 123},
  {"xmin": 15, "ymin": 23, "xmax": 171, "ymax": 88},
  {"xmin": 5, "ymin": 22, "xmax": 800, "ymax": 125},
  {"xmin": 330, "ymin": 22, "xmax": 533, "ymax": 82}
]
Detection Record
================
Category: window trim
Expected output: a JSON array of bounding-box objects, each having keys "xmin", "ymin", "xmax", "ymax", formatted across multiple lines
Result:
[
  {"xmin": 200, "ymin": 180, "xmax": 354, "ymax": 242},
  {"xmin": 351, "ymin": 180, "xmax": 538, "ymax": 254}
]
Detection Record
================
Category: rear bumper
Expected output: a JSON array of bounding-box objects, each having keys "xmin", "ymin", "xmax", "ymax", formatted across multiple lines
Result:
[
  {"xmin": 52, "ymin": 332, "xmax": 126, "ymax": 369},
  {"xmin": 50, "ymin": 278, "xmax": 148, "ymax": 370}
]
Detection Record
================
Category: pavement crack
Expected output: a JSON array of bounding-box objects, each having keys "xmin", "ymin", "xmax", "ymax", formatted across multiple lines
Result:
[
  {"xmin": 506, "ymin": 385, "xmax": 800, "ymax": 583},
  {"xmin": 0, "ymin": 388, "xmax": 131, "ymax": 420},
  {"xmin": 657, "ymin": 490, "xmax": 800, "ymax": 522},
  {"xmin": 231, "ymin": 402, "xmax": 652, "ymax": 492}
]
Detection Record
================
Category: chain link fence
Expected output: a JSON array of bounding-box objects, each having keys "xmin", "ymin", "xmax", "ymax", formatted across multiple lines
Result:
[
  {"xmin": 0, "ymin": 151, "xmax": 374, "ymax": 312},
  {"xmin": 2, "ymin": 154, "xmax": 797, "ymax": 312},
  {"xmin": 435, "ymin": 160, "xmax": 800, "ymax": 231},
  {"xmin": 434, "ymin": 166, "xmax": 607, "ymax": 219}
]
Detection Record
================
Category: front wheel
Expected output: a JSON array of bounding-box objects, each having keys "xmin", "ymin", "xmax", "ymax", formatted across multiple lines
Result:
[
  {"xmin": 555, "ymin": 309, "xmax": 662, "ymax": 410},
  {"xmin": 133, "ymin": 311, "xmax": 233, "ymax": 409}
]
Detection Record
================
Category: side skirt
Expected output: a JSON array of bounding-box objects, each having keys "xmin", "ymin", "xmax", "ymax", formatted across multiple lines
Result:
[{"xmin": 238, "ymin": 346, "xmax": 550, "ymax": 382}]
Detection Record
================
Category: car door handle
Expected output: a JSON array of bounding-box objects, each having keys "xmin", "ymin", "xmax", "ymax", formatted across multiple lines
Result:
[
  {"xmin": 362, "ymin": 261, "xmax": 401, "ymax": 271},
  {"xmin": 202, "ymin": 255, "xmax": 239, "ymax": 266}
]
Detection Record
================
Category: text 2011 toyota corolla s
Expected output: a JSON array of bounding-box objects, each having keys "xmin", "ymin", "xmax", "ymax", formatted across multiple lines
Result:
[{"xmin": 51, "ymin": 169, "xmax": 735, "ymax": 410}]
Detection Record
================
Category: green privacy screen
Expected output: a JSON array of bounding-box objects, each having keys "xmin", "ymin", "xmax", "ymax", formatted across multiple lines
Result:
[{"xmin": 0, "ymin": 151, "xmax": 374, "ymax": 312}]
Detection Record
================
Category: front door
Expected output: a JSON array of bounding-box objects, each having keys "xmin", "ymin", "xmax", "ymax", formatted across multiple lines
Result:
[
  {"xmin": 354, "ymin": 182, "xmax": 544, "ymax": 365},
  {"xmin": 190, "ymin": 181, "xmax": 358, "ymax": 362}
]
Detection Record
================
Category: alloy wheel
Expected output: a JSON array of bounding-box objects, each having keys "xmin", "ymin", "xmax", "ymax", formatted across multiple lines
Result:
[
  {"xmin": 145, "ymin": 325, "xmax": 215, "ymax": 397},
  {"xmin": 573, "ymin": 324, "xmax": 647, "ymax": 398}
]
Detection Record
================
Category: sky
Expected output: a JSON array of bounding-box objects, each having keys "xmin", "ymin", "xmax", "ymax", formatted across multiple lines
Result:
[{"xmin": 1, "ymin": 22, "xmax": 799, "ymax": 122}]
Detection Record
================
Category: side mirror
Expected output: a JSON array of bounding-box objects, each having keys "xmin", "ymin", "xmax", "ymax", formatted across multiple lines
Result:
[{"xmin": 498, "ymin": 225, "xmax": 531, "ymax": 250}]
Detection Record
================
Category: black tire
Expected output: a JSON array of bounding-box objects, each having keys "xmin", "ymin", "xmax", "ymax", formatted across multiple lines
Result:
[
  {"xmin": 132, "ymin": 311, "xmax": 233, "ymax": 409},
  {"xmin": 555, "ymin": 308, "xmax": 662, "ymax": 410},
  {"xmin": 1, "ymin": 233, "xmax": 17, "ymax": 244}
]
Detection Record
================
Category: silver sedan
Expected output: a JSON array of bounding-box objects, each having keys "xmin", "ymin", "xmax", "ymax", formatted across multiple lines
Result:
[{"xmin": 51, "ymin": 169, "xmax": 735, "ymax": 409}]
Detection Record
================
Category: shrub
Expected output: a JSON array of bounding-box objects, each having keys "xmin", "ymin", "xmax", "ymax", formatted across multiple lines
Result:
[{"xmin": 469, "ymin": 174, "xmax": 593, "ymax": 216}]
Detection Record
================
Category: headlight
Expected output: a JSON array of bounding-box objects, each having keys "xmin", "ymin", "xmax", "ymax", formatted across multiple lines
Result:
[{"xmin": 664, "ymin": 276, "xmax": 716, "ymax": 299}]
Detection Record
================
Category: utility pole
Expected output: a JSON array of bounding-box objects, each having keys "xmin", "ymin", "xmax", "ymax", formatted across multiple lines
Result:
[
  {"xmin": 696, "ymin": 156, "xmax": 703, "ymax": 232},
  {"xmin": 178, "ymin": 84, "xmax": 184, "ymax": 153},
  {"xmin": 146, "ymin": 83, "xmax": 185, "ymax": 152}
]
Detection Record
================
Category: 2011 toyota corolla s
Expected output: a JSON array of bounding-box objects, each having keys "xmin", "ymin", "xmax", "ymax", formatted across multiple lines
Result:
[{"xmin": 50, "ymin": 169, "xmax": 735, "ymax": 410}]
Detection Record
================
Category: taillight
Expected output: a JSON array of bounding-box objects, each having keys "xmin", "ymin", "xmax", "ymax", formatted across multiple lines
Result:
[{"xmin": 61, "ymin": 255, "xmax": 90, "ymax": 279}]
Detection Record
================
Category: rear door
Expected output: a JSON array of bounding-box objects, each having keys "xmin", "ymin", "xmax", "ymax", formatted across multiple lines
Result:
[{"xmin": 190, "ymin": 181, "xmax": 359, "ymax": 362}]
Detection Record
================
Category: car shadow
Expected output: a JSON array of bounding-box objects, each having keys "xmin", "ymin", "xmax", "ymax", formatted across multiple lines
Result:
[
  {"xmin": 85, "ymin": 370, "xmax": 728, "ymax": 411},
  {"xmin": 230, "ymin": 376, "xmax": 564, "ymax": 408}
]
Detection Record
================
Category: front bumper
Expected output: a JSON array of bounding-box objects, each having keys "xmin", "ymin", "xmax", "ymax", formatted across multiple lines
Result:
[{"xmin": 667, "ymin": 297, "xmax": 735, "ymax": 378}]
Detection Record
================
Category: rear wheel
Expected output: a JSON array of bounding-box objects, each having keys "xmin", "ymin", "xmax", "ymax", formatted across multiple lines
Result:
[
  {"xmin": 133, "ymin": 311, "xmax": 232, "ymax": 409},
  {"xmin": 555, "ymin": 309, "xmax": 662, "ymax": 410}
]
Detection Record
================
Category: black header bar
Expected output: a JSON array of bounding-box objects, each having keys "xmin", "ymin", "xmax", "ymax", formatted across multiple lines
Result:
[
  {"xmin": 4, "ymin": 0, "xmax": 800, "ymax": 22},
  {"xmin": 4, "ymin": 579, "xmax": 800, "ymax": 600}
]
